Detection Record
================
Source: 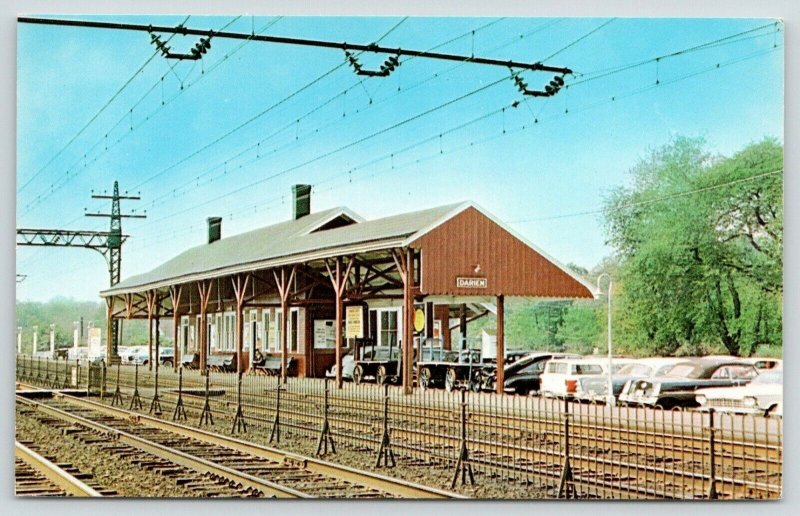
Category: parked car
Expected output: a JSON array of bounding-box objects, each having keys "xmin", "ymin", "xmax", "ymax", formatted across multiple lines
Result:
[
  {"xmin": 581, "ymin": 357, "xmax": 687, "ymax": 401},
  {"xmin": 696, "ymin": 369, "xmax": 783, "ymax": 416},
  {"xmin": 618, "ymin": 358, "xmax": 759, "ymax": 409},
  {"xmin": 487, "ymin": 352, "xmax": 581, "ymax": 395},
  {"xmin": 124, "ymin": 346, "xmax": 147, "ymax": 364},
  {"xmin": 539, "ymin": 357, "xmax": 609, "ymax": 399},
  {"xmin": 326, "ymin": 351, "xmax": 357, "ymax": 380},
  {"xmin": 742, "ymin": 357, "xmax": 782, "ymax": 371},
  {"xmin": 159, "ymin": 347, "xmax": 174, "ymax": 367}
]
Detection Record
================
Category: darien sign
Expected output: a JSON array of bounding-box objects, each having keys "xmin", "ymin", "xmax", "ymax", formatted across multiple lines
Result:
[{"xmin": 456, "ymin": 277, "xmax": 487, "ymax": 289}]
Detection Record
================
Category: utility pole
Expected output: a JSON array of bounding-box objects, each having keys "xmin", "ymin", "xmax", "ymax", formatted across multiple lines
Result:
[{"xmin": 86, "ymin": 181, "xmax": 146, "ymax": 363}]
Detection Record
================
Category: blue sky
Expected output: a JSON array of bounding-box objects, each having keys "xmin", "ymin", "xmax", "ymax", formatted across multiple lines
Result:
[{"xmin": 16, "ymin": 16, "xmax": 784, "ymax": 302}]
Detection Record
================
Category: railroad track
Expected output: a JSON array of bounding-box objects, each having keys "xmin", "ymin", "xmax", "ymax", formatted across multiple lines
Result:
[
  {"xmin": 15, "ymin": 440, "xmax": 107, "ymax": 497},
  {"xmin": 105, "ymin": 382, "xmax": 779, "ymax": 499},
  {"xmin": 16, "ymin": 376, "xmax": 781, "ymax": 499},
  {"xmin": 16, "ymin": 392, "xmax": 463, "ymax": 499}
]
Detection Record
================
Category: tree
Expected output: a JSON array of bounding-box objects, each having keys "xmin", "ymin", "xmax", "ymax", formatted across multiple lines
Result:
[{"xmin": 603, "ymin": 137, "xmax": 782, "ymax": 356}]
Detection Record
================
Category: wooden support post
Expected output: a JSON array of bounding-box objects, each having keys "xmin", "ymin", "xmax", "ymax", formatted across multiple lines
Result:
[
  {"xmin": 459, "ymin": 303, "xmax": 468, "ymax": 350},
  {"xmin": 105, "ymin": 296, "xmax": 115, "ymax": 364},
  {"xmin": 273, "ymin": 266, "xmax": 297, "ymax": 383},
  {"xmin": 405, "ymin": 248, "xmax": 415, "ymax": 394},
  {"xmin": 196, "ymin": 281, "xmax": 213, "ymax": 372},
  {"xmin": 496, "ymin": 294, "xmax": 505, "ymax": 395},
  {"xmin": 169, "ymin": 286, "xmax": 183, "ymax": 372},
  {"xmin": 145, "ymin": 290, "xmax": 157, "ymax": 371},
  {"xmin": 231, "ymin": 274, "xmax": 251, "ymax": 374},
  {"xmin": 325, "ymin": 256, "xmax": 354, "ymax": 389}
]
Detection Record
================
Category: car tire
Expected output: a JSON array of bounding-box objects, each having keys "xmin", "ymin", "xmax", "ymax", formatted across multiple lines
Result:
[
  {"xmin": 376, "ymin": 366, "xmax": 387, "ymax": 385},
  {"xmin": 445, "ymin": 368, "xmax": 457, "ymax": 392},
  {"xmin": 352, "ymin": 365, "xmax": 363, "ymax": 385},
  {"xmin": 419, "ymin": 367, "xmax": 432, "ymax": 390}
]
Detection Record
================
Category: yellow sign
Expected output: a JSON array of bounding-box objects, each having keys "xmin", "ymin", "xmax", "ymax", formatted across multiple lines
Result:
[
  {"xmin": 414, "ymin": 308, "xmax": 425, "ymax": 332},
  {"xmin": 345, "ymin": 306, "xmax": 363, "ymax": 339}
]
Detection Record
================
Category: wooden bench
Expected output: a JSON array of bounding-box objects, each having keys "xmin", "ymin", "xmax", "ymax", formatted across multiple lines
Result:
[
  {"xmin": 253, "ymin": 357, "xmax": 295, "ymax": 376},
  {"xmin": 207, "ymin": 353, "xmax": 236, "ymax": 372}
]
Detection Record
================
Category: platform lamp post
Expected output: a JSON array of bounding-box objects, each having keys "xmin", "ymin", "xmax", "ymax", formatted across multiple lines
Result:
[{"xmin": 596, "ymin": 273, "xmax": 615, "ymax": 407}]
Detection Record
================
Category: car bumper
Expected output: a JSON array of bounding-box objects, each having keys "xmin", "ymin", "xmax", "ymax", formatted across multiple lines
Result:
[{"xmin": 618, "ymin": 394, "xmax": 659, "ymax": 406}]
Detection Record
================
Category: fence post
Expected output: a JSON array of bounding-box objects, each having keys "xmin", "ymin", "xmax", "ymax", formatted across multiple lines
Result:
[
  {"xmin": 557, "ymin": 396, "xmax": 576, "ymax": 498},
  {"xmin": 111, "ymin": 361, "xmax": 123, "ymax": 406},
  {"xmin": 172, "ymin": 367, "xmax": 187, "ymax": 421},
  {"xmin": 100, "ymin": 360, "xmax": 107, "ymax": 400},
  {"xmin": 198, "ymin": 367, "xmax": 214, "ymax": 426},
  {"xmin": 129, "ymin": 363, "xmax": 143, "ymax": 410},
  {"xmin": 44, "ymin": 357, "xmax": 50, "ymax": 385},
  {"xmin": 52, "ymin": 356, "xmax": 60, "ymax": 389},
  {"xmin": 149, "ymin": 357, "xmax": 162, "ymax": 415},
  {"xmin": 316, "ymin": 378, "xmax": 336, "ymax": 456},
  {"xmin": 62, "ymin": 356, "xmax": 69, "ymax": 389},
  {"xmin": 269, "ymin": 376, "xmax": 281, "ymax": 443},
  {"xmin": 451, "ymin": 389, "xmax": 474, "ymax": 488},
  {"xmin": 375, "ymin": 383, "xmax": 396, "ymax": 467},
  {"xmin": 707, "ymin": 408, "xmax": 718, "ymax": 499},
  {"xmin": 231, "ymin": 372, "xmax": 247, "ymax": 434}
]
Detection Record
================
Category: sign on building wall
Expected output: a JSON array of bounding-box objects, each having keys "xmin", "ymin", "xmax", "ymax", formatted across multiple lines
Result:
[
  {"xmin": 456, "ymin": 277, "xmax": 487, "ymax": 289},
  {"xmin": 314, "ymin": 320, "xmax": 335, "ymax": 348},
  {"xmin": 345, "ymin": 306, "xmax": 364, "ymax": 339}
]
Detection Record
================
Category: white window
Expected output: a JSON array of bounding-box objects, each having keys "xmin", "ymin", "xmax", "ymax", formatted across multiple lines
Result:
[
  {"xmin": 262, "ymin": 310, "xmax": 273, "ymax": 352},
  {"xmin": 274, "ymin": 308, "xmax": 302, "ymax": 354},
  {"xmin": 371, "ymin": 307, "xmax": 402, "ymax": 347},
  {"xmin": 223, "ymin": 312, "xmax": 235, "ymax": 351}
]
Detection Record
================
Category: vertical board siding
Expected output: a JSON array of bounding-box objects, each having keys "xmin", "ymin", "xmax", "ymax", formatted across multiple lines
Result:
[{"xmin": 412, "ymin": 207, "xmax": 593, "ymax": 298}]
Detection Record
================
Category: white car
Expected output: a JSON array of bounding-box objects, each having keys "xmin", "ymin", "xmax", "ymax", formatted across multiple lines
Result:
[
  {"xmin": 742, "ymin": 357, "xmax": 782, "ymax": 371},
  {"xmin": 695, "ymin": 369, "xmax": 782, "ymax": 416},
  {"xmin": 124, "ymin": 346, "xmax": 148, "ymax": 364},
  {"xmin": 540, "ymin": 357, "xmax": 608, "ymax": 399}
]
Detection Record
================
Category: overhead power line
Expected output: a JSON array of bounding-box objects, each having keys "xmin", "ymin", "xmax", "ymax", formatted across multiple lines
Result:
[
  {"xmin": 511, "ymin": 170, "xmax": 783, "ymax": 224},
  {"xmin": 18, "ymin": 15, "xmax": 191, "ymax": 194},
  {"xmin": 18, "ymin": 17, "xmax": 572, "ymax": 75}
]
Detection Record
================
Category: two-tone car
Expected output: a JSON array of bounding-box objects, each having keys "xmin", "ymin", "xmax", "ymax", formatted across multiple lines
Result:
[
  {"xmin": 539, "ymin": 357, "xmax": 611, "ymax": 399},
  {"xmin": 696, "ymin": 369, "xmax": 782, "ymax": 416},
  {"xmin": 618, "ymin": 358, "xmax": 758, "ymax": 409},
  {"xmin": 495, "ymin": 352, "xmax": 582, "ymax": 395},
  {"xmin": 581, "ymin": 357, "xmax": 687, "ymax": 402}
]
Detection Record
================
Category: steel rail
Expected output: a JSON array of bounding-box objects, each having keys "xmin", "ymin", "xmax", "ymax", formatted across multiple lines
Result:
[
  {"xmin": 16, "ymin": 395, "xmax": 308, "ymax": 498},
  {"xmin": 17, "ymin": 16, "xmax": 572, "ymax": 74},
  {"xmin": 38, "ymin": 392, "xmax": 465, "ymax": 499},
  {"xmin": 15, "ymin": 441, "xmax": 103, "ymax": 497}
]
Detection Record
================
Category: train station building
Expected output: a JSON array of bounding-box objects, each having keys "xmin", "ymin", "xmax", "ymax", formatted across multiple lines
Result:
[{"xmin": 101, "ymin": 185, "xmax": 595, "ymax": 393}]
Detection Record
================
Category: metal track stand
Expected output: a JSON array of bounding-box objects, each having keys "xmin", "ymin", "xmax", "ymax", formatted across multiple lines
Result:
[
  {"xmin": 450, "ymin": 389, "xmax": 474, "ymax": 489},
  {"xmin": 172, "ymin": 367, "xmax": 187, "ymax": 421},
  {"xmin": 198, "ymin": 367, "xmax": 214, "ymax": 427},
  {"xmin": 51, "ymin": 357, "xmax": 60, "ymax": 389},
  {"xmin": 149, "ymin": 359, "xmax": 162, "ymax": 416},
  {"xmin": 129, "ymin": 363, "xmax": 143, "ymax": 411},
  {"xmin": 269, "ymin": 378, "xmax": 282, "ymax": 443},
  {"xmin": 315, "ymin": 379, "xmax": 336, "ymax": 456},
  {"xmin": 557, "ymin": 396, "xmax": 576, "ymax": 499},
  {"xmin": 230, "ymin": 372, "xmax": 247, "ymax": 434},
  {"xmin": 61, "ymin": 357, "xmax": 70, "ymax": 389},
  {"xmin": 375, "ymin": 384, "xmax": 396, "ymax": 468},
  {"xmin": 110, "ymin": 361, "xmax": 124, "ymax": 406}
]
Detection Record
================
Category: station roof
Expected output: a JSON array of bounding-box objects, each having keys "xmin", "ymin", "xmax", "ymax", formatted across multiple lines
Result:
[{"xmin": 101, "ymin": 201, "xmax": 596, "ymax": 298}]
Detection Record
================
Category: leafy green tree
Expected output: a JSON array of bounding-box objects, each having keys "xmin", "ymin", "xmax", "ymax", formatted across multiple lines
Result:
[{"xmin": 603, "ymin": 137, "xmax": 782, "ymax": 356}]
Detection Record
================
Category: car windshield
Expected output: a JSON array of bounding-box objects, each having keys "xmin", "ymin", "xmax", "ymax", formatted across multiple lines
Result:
[
  {"xmin": 665, "ymin": 364, "xmax": 702, "ymax": 378},
  {"xmin": 616, "ymin": 363, "xmax": 653, "ymax": 376},
  {"xmin": 751, "ymin": 371, "xmax": 782, "ymax": 384}
]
